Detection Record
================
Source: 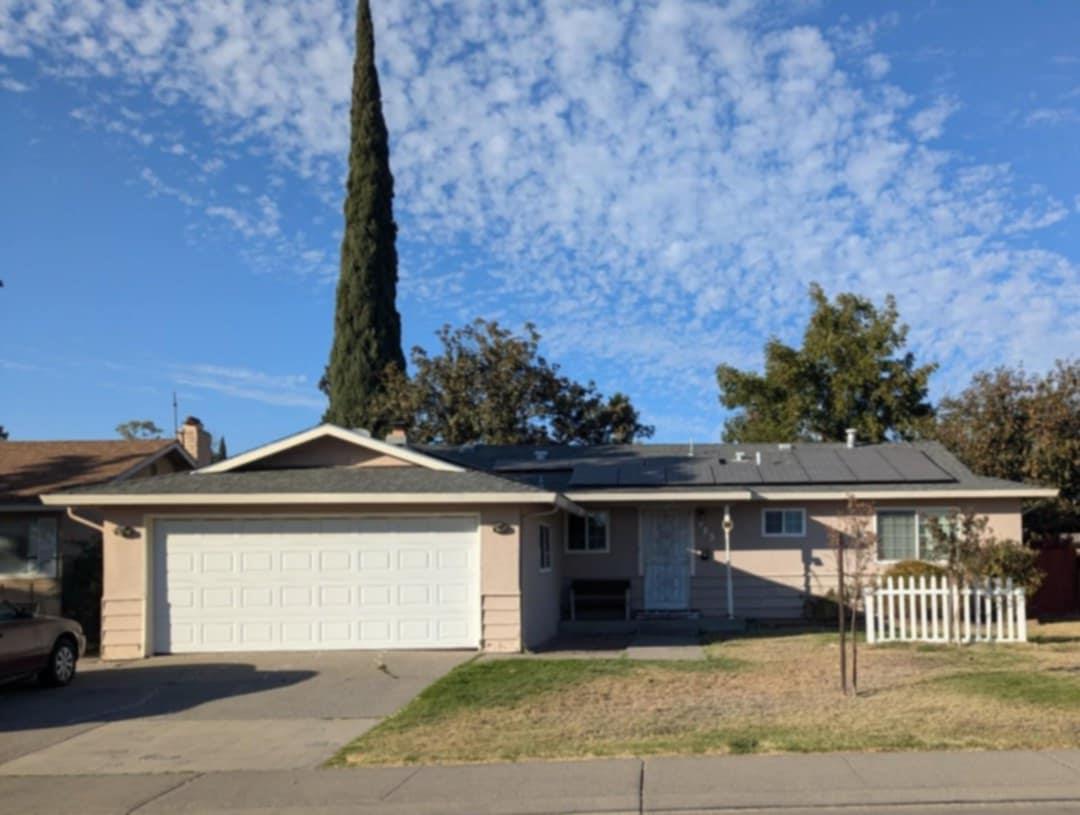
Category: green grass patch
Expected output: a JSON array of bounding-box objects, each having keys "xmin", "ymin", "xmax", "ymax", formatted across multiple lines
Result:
[
  {"xmin": 331, "ymin": 655, "xmax": 746, "ymax": 766},
  {"xmin": 383, "ymin": 658, "xmax": 636, "ymax": 727},
  {"xmin": 936, "ymin": 670, "xmax": 1080, "ymax": 710}
]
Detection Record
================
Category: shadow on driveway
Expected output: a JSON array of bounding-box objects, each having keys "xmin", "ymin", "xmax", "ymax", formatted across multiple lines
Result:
[{"xmin": 0, "ymin": 661, "xmax": 317, "ymax": 732}]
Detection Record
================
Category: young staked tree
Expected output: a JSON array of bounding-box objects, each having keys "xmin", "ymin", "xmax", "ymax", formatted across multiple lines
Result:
[
  {"xmin": 828, "ymin": 497, "xmax": 876, "ymax": 695},
  {"xmin": 322, "ymin": 0, "xmax": 405, "ymax": 434},
  {"xmin": 717, "ymin": 284, "xmax": 937, "ymax": 443},
  {"xmin": 374, "ymin": 319, "xmax": 654, "ymax": 445}
]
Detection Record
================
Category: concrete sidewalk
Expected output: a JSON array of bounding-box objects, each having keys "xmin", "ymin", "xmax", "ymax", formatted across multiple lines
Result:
[{"xmin": 3, "ymin": 749, "xmax": 1079, "ymax": 814}]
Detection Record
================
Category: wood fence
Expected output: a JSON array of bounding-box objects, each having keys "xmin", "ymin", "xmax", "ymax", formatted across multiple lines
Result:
[{"xmin": 864, "ymin": 576, "xmax": 1027, "ymax": 644}]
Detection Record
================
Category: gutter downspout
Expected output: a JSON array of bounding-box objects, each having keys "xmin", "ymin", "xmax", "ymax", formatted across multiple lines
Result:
[
  {"xmin": 66, "ymin": 507, "xmax": 104, "ymax": 534},
  {"xmin": 723, "ymin": 504, "xmax": 734, "ymax": 620}
]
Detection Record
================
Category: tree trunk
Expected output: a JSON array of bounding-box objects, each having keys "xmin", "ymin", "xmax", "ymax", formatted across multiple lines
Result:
[
  {"xmin": 850, "ymin": 590, "xmax": 859, "ymax": 694},
  {"xmin": 837, "ymin": 547, "xmax": 847, "ymax": 695}
]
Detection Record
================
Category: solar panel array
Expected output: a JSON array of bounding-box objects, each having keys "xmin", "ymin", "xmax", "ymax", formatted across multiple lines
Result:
[{"xmin": 566, "ymin": 447, "xmax": 954, "ymax": 488}]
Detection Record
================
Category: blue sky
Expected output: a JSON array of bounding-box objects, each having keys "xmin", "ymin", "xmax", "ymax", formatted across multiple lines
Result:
[{"xmin": 1, "ymin": 0, "xmax": 1077, "ymax": 453}]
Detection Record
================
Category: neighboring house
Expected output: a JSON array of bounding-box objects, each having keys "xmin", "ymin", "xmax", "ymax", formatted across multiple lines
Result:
[
  {"xmin": 0, "ymin": 418, "xmax": 208, "ymax": 615},
  {"xmin": 41, "ymin": 423, "xmax": 1056, "ymax": 660}
]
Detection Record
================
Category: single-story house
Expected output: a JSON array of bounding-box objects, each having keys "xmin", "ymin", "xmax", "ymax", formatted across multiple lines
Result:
[
  {"xmin": 0, "ymin": 419, "xmax": 207, "ymax": 615},
  {"xmin": 41, "ymin": 423, "xmax": 1056, "ymax": 659}
]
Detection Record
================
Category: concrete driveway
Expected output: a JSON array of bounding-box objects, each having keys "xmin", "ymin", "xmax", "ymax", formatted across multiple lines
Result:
[{"xmin": 0, "ymin": 650, "xmax": 470, "ymax": 775}]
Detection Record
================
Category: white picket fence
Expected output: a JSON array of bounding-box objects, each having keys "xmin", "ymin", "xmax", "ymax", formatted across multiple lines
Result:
[{"xmin": 864, "ymin": 576, "xmax": 1027, "ymax": 645}]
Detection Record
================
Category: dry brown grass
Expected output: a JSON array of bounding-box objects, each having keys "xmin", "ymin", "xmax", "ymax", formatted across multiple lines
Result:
[{"xmin": 336, "ymin": 620, "xmax": 1080, "ymax": 766}]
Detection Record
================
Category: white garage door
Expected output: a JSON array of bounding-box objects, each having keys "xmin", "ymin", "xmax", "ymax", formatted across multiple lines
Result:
[{"xmin": 153, "ymin": 516, "xmax": 480, "ymax": 653}]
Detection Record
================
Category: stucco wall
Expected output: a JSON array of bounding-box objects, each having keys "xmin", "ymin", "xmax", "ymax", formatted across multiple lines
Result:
[
  {"xmin": 560, "ymin": 506, "xmax": 643, "ymax": 608},
  {"xmin": 245, "ymin": 437, "xmax": 413, "ymax": 469},
  {"xmin": 561, "ymin": 497, "xmax": 1025, "ymax": 620},
  {"xmin": 520, "ymin": 511, "xmax": 564, "ymax": 649},
  {"xmin": 96, "ymin": 503, "xmax": 530, "ymax": 660}
]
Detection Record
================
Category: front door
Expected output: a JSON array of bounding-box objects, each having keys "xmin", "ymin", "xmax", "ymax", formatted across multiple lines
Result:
[{"xmin": 642, "ymin": 509, "xmax": 692, "ymax": 610}]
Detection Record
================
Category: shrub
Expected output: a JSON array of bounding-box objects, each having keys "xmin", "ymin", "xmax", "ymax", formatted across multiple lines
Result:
[
  {"xmin": 882, "ymin": 560, "xmax": 947, "ymax": 581},
  {"xmin": 969, "ymin": 540, "xmax": 1044, "ymax": 596}
]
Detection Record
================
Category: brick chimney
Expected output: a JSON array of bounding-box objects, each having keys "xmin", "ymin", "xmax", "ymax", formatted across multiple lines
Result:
[
  {"xmin": 178, "ymin": 416, "xmax": 212, "ymax": 466},
  {"xmin": 384, "ymin": 423, "xmax": 408, "ymax": 446}
]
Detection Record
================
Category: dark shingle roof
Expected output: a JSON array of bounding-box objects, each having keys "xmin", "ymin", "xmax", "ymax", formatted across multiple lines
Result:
[{"xmin": 58, "ymin": 466, "xmax": 545, "ymax": 496}]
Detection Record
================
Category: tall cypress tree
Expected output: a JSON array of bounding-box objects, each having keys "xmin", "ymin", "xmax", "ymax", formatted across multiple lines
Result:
[{"xmin": 323, "ymin": 0, "xmax": 405, "ymax": 431}]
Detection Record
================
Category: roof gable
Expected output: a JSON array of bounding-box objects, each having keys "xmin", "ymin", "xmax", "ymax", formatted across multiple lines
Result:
[
  {"xmin": 0, "ymin": 439, "xmax": 193, "ymax": 501},
  {"xmin": 199, "ymin": 424, "xmax": 463, "ymax": 474}
]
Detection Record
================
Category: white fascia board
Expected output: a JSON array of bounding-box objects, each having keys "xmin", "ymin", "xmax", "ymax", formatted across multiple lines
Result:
[
  {"xmin": 197, "ymin": 424, "xmax": 463, "ymax": 474},
  {"xmin": 565, "ymin": 490, "xmax": 754, "ymax": 502},
  {"xmin": 564, "ymin": 487, "xmax": 1057, "ymax": 503},
  {"xmin": 40, "ymin": 491, "xmax": 557, "ymax": 507}
]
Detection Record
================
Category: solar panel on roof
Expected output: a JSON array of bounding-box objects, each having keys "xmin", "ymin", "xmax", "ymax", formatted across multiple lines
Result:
[
  {"xmin": 568, "ymin": 463, "xmax": 621, "ymax": 487},
  {"xmin": 791, "ymin": 448, "xmax": 856, "ymax": 483},
  {"xmin": 664, "ymin": 459, "xmax": 715, "ymax": 485},
  {"xmin": 757, "ymin": 453, "xmax": 811, "ymax": 484},
  {"xmin": 840, "ymin": 448, "xmax": 902, "ymax": 482},
  {"xmin": 617, "ymin": 461, "xmax": 666, "ymax": 486},
  {"xmin": 879, "ymin": 447, "xmax": 954, "ymax": 482},
  {"xmin": 712, "ymin": 460, "xmax": 763, "ymax": 484}
]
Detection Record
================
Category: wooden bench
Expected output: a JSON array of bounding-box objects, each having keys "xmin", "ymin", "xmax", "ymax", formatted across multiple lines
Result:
[{"xmin": 569, "ymin": 579, "xmax": 631, "ymax": 621}]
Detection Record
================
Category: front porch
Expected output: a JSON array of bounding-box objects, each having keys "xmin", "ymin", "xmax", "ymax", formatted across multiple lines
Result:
[{"xmin": 551, "ymin": 501, "xmax": 823, "ymax": 638}]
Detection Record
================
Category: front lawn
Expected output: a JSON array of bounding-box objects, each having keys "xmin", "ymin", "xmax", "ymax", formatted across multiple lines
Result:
[{"xmin": 334, "ymin": 619, "xmax": 1080, "ymax": 766}]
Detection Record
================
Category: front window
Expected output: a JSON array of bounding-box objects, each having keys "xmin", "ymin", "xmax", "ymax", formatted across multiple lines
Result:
[
  {"xmin": 0, "ymin": 517, "xmax": 58, "ymax": 577},
  {"xmin": 877, "ymin": 509, "xmax": 953, "ymax": 562},
  {"xmin": 762, "ymin": 508, "xmax": 805, "ymax": 537},
  {"xmin": 539, "ymin": 524, "xmax": 552, "ymax": 572},
  {"xmin": 566, "ymin": 512, "xmax": 609, "ymax": 553}
]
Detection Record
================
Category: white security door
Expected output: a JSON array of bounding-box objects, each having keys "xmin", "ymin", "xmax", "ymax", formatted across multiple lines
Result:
[
  {"xmin": 642, "ymin": 509, "xmax": 692, "ymax": 610},
  {"xmin": 153, "ymin": 516, "xmax": 480, "ymax": 653}
]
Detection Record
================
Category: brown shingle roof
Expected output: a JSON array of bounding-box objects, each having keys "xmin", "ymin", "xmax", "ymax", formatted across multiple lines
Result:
[{"xmin": 0, "ymin": 440, "xmax": 182, "ymax": 503}]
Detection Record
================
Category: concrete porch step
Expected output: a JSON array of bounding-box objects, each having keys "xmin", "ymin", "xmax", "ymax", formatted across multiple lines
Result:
[
  {"xmin": 558, "ymin": 617, "xmax": 748, "ymax": 636},
  {"xmin": 636, "ymin": 618, "xmax": 699, "ymax": 634}
]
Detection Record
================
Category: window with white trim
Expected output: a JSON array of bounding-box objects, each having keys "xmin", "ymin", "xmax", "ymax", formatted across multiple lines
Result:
[
  {"xmin": 538, "ymin": 524, "xmax": 552, "ymax": 572},
  {"xmin": 762, "ymin": 508, "xmax": 805, "ymax": 537},
  {"xmin": 876, "ymin": 508, "xmax": 953, "ymax": 562},
  {"xmin": 566, "ymin": 511, "xmax": 609, "ymax": 553}
]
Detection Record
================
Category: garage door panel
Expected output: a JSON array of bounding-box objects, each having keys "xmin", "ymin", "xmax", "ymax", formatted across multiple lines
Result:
[{"xmin": 154, "ymin": 517, "xmax": 480, "ymax": 653}]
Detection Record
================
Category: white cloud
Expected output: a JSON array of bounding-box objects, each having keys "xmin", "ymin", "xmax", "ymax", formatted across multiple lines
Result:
[
  {"xmin": 173, "ymin": 364, "xmax": 324, "ymax": 409},
  {"xmin": 865, "ymin": 53, "xmax": 890, "ymax": 79},
  {"xmin": 1, "ymin": 76, "xmax": 29, "ymax": 92},
  {"xmin": 1024, "ymin": 106, "xmax": 1079, "ymax": 126},
  {"xmin": 2, "ymin": 0, "xmax": 1078, "ymax": 434},
  {"xmin": 909, "ymin": 96, "xmax": 958, "ymax": 141}
]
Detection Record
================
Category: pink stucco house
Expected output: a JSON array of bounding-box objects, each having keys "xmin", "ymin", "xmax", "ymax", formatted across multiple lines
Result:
[{"xmin": 42, "ymin": 423, "xmax": 1055, "ymax": 660}]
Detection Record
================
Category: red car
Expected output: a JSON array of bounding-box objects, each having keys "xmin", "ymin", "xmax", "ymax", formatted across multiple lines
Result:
[{"xmin": 0, "ymin": 601, "xmax": 86, "ymax": 686}]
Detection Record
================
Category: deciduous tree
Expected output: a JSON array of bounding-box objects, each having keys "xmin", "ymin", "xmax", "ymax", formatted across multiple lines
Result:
[
  {"xmin": 932, "ymin": 360, "xmax": 1079, "ymax": 535},
  {"xmin": 115, "ymin": 420, "xmax": 163, "ymax": 440},
  {"xmin": 717, "ymin": 284, "xmax": 936, "ymax": 443},
  {"xmin": 375, "ymin": 319, "xmax": 653, "ymax": 445}
]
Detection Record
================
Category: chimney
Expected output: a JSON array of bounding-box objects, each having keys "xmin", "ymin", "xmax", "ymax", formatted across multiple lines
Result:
[
  {"xmin": 178, "ymin": 416, "xmax": 212, "ymax": 467},
  {"xmin": 845, "ymin": 428, "xmax": 857, "ymax": 449},
  {"xmin": 385, "ymin": 424, "xmax": 408, "ymax": 446}
]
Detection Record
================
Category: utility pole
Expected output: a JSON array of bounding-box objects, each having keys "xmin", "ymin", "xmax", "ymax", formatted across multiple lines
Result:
[{"xmin": 172, "ymin": 392, "xmax": 179, "ymax": 436}]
